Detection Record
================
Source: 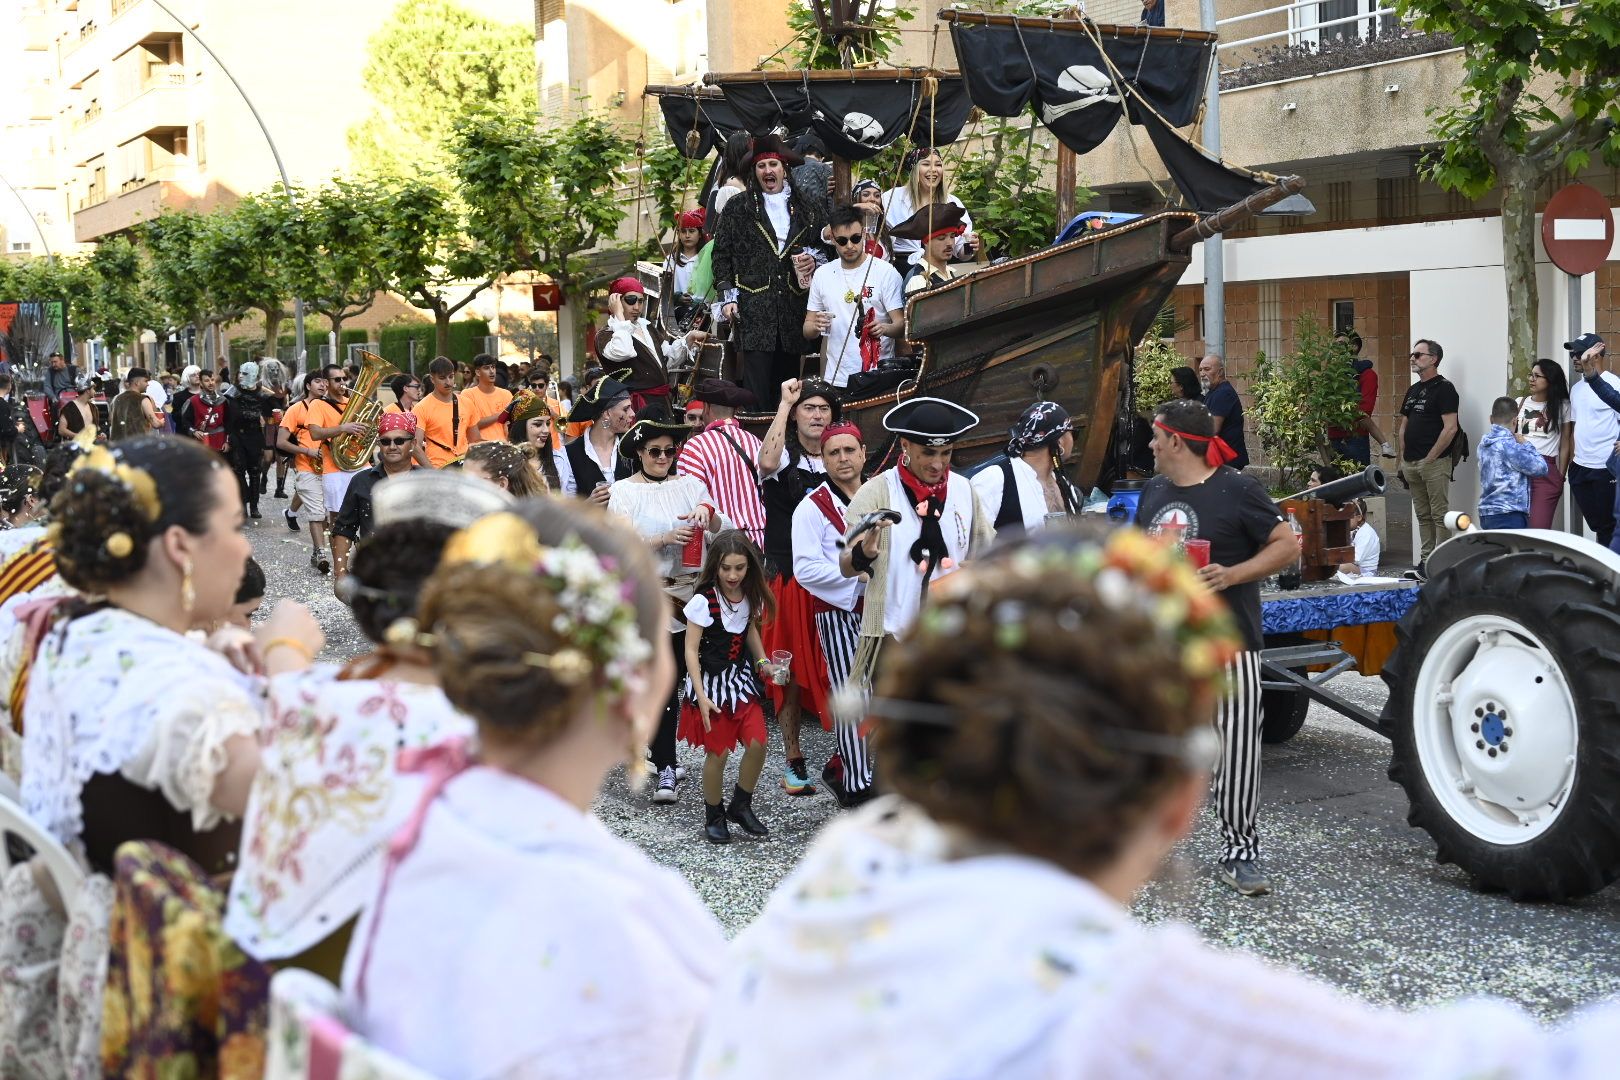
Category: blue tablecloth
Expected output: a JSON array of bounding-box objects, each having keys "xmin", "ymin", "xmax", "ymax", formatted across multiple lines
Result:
[{"xmin": 1262, "ymin": 583, "xmax": 1420, "ymax": 635}]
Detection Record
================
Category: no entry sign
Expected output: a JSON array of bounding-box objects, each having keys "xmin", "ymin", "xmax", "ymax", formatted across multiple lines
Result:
[{"xmin": 1542, "ymin": 183, "xmax": 1615, "ymax": 277}]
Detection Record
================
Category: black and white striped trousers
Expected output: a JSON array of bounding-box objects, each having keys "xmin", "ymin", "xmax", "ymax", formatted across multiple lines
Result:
[
  {"xmin": 1212, "ymin": 650, "xmax": 1264, "ymax": 862},
  {"xmin": 815, "ymin": 608, "xmax": 870, "ymax": 792}
]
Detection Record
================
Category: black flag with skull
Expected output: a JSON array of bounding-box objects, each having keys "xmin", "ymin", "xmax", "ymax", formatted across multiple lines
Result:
[{"xmin": 713, "ymin": 74, "xmax": 974, "ymax": 161}]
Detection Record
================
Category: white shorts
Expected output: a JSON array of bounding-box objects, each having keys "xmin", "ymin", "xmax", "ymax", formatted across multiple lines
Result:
[
  {"xmin": 293, "ymin": 471, "xmax": 326, "ymax": 523},
  {"xmin": 322, "ymin": 469, "xmax": 360, "ymax": 514}
]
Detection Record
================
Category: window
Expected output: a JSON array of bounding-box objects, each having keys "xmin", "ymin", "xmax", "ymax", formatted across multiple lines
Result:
[
  {"xmin": 9, "ymin": 242, "xmax": 32, "ymax": 253},
  {"xmin": 1326, "ymin": 180, "xmax": 1353, "ymax": 223},
  {"xmin": 1332, "ymin": 300, "xmax": 1355, "ymax": 335},
  {"xmin": 1194, "ymin": 304, "xmax": 1205, "ymax": 341}
]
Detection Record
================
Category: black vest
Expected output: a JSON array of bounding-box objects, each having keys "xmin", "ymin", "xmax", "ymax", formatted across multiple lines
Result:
[
  {"xmin": 762, "ymin": 449, "xmax": 820, "ymax": 577},
  {"xmin": 565, "ymin": 435, "xmax": 630, "ymax": 495},
  {"xmin": 695, "ymin": 589, "xmax": 748, "ymax": 677}
]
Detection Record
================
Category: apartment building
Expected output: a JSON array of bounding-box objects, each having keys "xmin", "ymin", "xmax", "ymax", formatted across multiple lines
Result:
[
  {"xmin": 1079, "ymin": 0, "xmax": 1618, "ymax": 548},
  {"xmin": 1, "ymin": 0, "xmax": 79, "ymax": 259}
]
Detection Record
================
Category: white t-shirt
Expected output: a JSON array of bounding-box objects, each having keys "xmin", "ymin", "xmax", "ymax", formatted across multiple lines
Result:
[
  {"xmin": 806, "ymin": 255, "xmax": 905, "ymax": 387},
  {"xmin": 1514, "ymin": 396, "xmax": 1562, "ymax": 458},
  {"xmin": 1569, "ymin": 373, "xmax": 1620, "ymax": 468},
  {"xmin": 682, "ymin": 591, "xmax": 751, "ymax": 634},
  {"xmin": 1351, "ymin": 523, "xmax": 1381, "ymax": 575}
]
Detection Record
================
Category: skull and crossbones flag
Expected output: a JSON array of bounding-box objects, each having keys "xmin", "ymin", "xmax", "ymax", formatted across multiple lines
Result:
[{"xmin": 713, "ymin": 74, "xmax": 975, "ymax": 161}]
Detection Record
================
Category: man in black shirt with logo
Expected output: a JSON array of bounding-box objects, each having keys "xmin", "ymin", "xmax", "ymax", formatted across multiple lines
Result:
[
  {"xmin": 1396, "ymin": 339, "xmax": 1459, "ymax": 569},
  {"xmin": 1138, "ymin": 399, "xmax": 1297, "ymax": 896}
]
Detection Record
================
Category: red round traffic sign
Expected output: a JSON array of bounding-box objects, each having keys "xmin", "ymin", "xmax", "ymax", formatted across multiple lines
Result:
[{"xmin": 1542, "ymin": 182, "xmax": 1615, "ymax": 277}]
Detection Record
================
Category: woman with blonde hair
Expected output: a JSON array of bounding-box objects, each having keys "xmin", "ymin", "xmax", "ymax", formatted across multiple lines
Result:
[
  {"xmin": 881, "ymin": 146, "xmax": 980, "ymax": 270},
  {"xmin": 343, "ymin": 499, "xmax": 723, "ymax": 1080}
]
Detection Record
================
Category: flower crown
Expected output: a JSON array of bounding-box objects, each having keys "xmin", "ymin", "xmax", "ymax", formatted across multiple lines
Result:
[
  {"xmin": 422, "ymin": 512, "xmax": 653, "ymax": 695},
  {"xmin": 919, "ymin": 526, "xmax": 1241, "ymax": 693}
]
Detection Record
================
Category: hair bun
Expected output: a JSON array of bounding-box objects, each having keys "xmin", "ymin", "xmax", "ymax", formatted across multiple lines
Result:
[{"xmin": 50, "ymin": 469, "xmax": 157, "ymax": 591}]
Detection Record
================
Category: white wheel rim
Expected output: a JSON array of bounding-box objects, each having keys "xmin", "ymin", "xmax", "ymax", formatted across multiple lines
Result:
[{"xmin": 1411, "ymin": 613, "xmax": 1578, "ymax": 846}]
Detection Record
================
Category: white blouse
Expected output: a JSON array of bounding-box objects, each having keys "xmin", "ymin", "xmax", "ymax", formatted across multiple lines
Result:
[
  {"xmin": 227, "ymin": 665, "xmax": 476, "ymax": 961},
  {"xmin": 881, "ymin": 188, "xmax": 974, "ymax": 265},
  {"xmin": 686, "ymin": 797, "xmax": 1620, "ymax": 1080},
  {"xmin": 607, "ymin": 474, "xmax": 715, "ymax": 580},
  {"xmin": 21, "ymin": 607, "xmax": 262, "ymax": 845},
  {"xmin": 344, "ymin": 766, "xmax": 724, "ymax": 1080}
]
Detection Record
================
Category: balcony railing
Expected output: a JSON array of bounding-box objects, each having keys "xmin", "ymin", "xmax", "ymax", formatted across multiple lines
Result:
[
  {"xmin": 71, "ymin": 99, "xmax": 103, "ymax": 129},
  {"xmin": 111, "ymin": 0, "xmax": 141, "ymax": 17},
  {"xmin": 77, "ymin": 183, "xmax": 106, "ymax": 210}
]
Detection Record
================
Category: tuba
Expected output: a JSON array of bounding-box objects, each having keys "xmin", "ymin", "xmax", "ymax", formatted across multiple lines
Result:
[{"xmin": 329, "ymin": 350, "xmax": 404, "ymax": 471}]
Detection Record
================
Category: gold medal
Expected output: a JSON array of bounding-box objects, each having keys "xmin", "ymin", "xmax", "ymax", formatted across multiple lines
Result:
[{"xmin": 843, "ymin": 288, "xmax": 856, "ymax": 304}]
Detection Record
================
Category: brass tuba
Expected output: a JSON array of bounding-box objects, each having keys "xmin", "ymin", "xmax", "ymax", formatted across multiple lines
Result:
[{"xmin": 329, "ymin": 350, "xmax": 404, "ymax": 471}]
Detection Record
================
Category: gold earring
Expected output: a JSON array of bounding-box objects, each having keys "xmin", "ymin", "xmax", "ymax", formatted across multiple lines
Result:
[{"xmin": 180, "ymin": 556, "xmax": 195, "ymax": 618}]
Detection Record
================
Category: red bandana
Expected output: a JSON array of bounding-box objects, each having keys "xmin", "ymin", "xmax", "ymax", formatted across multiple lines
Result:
[
  {"xmin": 1153, "ymin": 420, "xmax": 1238, "ymax": 468},
  {"xmin": 898, "ymin": 463, "xmax": 948, "ymax": 507}
]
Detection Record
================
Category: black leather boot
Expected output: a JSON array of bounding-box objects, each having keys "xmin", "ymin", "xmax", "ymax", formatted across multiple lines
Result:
[
  {"xmin": 704, "ymin": 801, "xmax": 731, "ymax": 844},
  {"xmin": 726, "ymin": 786, "xmax": 769, "ymax": 836}
]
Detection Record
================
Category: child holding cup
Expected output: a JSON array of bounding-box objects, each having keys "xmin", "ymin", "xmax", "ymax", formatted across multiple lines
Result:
[{"xmin": 681, "ymin": 530, "xmax": 779, "ymax": 844}]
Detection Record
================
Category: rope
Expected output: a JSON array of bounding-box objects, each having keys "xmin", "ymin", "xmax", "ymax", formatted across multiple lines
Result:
[{"xmin": 632, "ymin": 99, "xmax": 649, "ymax": 253}]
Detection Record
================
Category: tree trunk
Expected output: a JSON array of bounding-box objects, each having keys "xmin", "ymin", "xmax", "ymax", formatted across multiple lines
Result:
[
  {"xmin": 561, "ymin": 286, "xmax": 593, "ymax": 375},
  {"xmin": 1499, "ymin": 177, "xmax": 1540, "ymax": 393},
  {"xmin": 262, "ymin": 306, "xmax": 284, "ymax": 360},
  {"xmin": 435, "ymin": 308, "xmax": 452, "ymax": 358},
  {"xmin": 329, "ymin": 316, "xmax": 346, "ymax": 366}
]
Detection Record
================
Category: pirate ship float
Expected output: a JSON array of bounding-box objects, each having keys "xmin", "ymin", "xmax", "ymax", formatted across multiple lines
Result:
[{"xmin": 642, "ymin": 6, "xmax": 1306, "ymax": 486}]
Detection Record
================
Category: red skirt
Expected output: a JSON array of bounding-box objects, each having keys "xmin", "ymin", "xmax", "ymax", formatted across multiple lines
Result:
[
  {"xmin": 761, "ymin": 574, "xmax": 834, "ymax": 729},
  {"xmin": 678, "ymin": 699, "xmax": 767, "ymax": 756}
]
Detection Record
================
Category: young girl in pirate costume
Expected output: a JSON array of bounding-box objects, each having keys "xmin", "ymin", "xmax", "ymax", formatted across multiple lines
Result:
[{"xmin": 681, "ymin": 530, "xmax": 777, "ymax": 844}]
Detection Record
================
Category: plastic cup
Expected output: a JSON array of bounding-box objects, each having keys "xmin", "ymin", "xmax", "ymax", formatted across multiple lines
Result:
[
  {"xmin": 1184, "ymin": 538, "xmax": 1211, "ymax": 569},
  {"xmin": 771, "ymin": 649, "xmax": 792, "ymax": 686}
]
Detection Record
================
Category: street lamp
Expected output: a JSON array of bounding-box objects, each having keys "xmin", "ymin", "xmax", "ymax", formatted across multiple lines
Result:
[
  {"xmin": 149, "ymin": 0, "xmax": 307, "ymax": 367},
  {"xmin": 0, "ymin": 171, "xmax": 55, "ymax": 264}
]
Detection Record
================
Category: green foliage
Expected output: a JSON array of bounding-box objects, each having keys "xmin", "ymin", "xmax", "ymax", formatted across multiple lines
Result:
[
  {"xmin": 348, "ymin": 0, "xmax": 537, "ymax": 178},
  {"xmin": 83, "ymin": 237, "xmax": 159, "ymax": 354},
  {"xmin": 1132, "ymin": 308, "xmax": 1188, "ymax": 412},
  {"xmin": 282, "ymin": 179, "xmax": 393, "ymax": 338},
  {"xmin": 194, "ymin": 191, "xmax": 297, "ymax": 347},
  {"xmin": 1249, "ymin": 314, "xmax": 1363, "ymax": 488},
  {"xmin": 951, "ymin": 119, "xmax": 1078, "ymax": 258},
  {"xmin": 376, "ymin": 319, "xmax": 491, "ymax": 373},
  {"xmin": 139, "ymin": 210, "xmax": 223, "ymax": 331},
  {"xmin": 643, "ymin": 137, "xmax": 708, "ymax": 238},
  {"xmin": 780, "ymin": 1, "xmax": 915, "ymax": 69}
]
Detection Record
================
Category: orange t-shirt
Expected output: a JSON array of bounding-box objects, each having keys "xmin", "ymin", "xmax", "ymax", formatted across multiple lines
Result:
[
  {"xmin": 460, "ymin": 385, "xmax": 513, "ymax": 444},
  {"xmin": 280, "ymin": 398, "xmax": 341, "ymax": 474},
  {"xmin": 412, "ymin": 393, "xmax": 467, "ymax": 468}
]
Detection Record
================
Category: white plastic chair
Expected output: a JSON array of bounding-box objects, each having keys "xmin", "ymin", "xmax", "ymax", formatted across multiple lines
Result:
[
  {"xmin": 0, "ymin": 792, "xmax": 84, "ymax": 904},
  {"xmin": 266, "ymin": 968, "xmax": 440, "ymax": 1080}
]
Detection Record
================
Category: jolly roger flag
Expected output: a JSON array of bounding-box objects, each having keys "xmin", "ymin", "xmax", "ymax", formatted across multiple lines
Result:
[
  {"xmin": 711, "ymin": 74, "xmax": 975, "ymax": 161},
  {"xmin": 656, "ymin": 92, "xmax": 749, "ymax": 160},
  {"xmin": 947, "ymin": 16, "xmax": 1214, "ymax": 155}
]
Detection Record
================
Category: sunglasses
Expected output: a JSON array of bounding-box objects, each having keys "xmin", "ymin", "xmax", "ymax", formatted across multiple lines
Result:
[
  {"xmin": 378, "ymin": 436, "xmax": 413, "ymax": 446},
  {"xmin": 642, "ymin": 445, "xmax": 677, "ymax": 459},
  {"xmin": 1409, "ymin": 351, "xmax": 1430, "ymax": 360},
  {"xmin": 832, "ymin": 234, "xmax": 865, "ymax": 247}
]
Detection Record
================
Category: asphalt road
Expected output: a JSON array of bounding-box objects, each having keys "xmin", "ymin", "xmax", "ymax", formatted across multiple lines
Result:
[{"xmin": 249, "ymin": 495, "xmax": 1620, "ymax": 1024}]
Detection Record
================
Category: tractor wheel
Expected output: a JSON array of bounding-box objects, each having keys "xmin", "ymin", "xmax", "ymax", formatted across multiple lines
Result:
[
  {"xmin": 1382, "ymin": 549, "xmax": 1620, "ymax": 901},
  {"xmin": 1261, "ymin": 687, "xmax": 1310, "ymax": 744}
]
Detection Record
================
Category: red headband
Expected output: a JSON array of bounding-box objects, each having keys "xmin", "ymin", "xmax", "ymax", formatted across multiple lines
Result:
[
  {"xmin": 754, "ymin": 152, "xmax": 785, "ymax": 165},
  {"xmin": 1153, "ymin": 419, "xmax": 1238, "ymax": 468},
  {"xmin": 378, "ymin": 410, "xmax": 417, "ymax": 435},
  {"xmin": 821, "ymin": 421, "xmax": 863, "ymax": 445},
  {"xmin": 609, "ymin": 276, "xmax": 644, "ymax": 297},
  {"xmin": 676, "ymin": 208, "xmax": 706, "ymax": 230},
  {"xmin": 926, "ymin": 225, "xmax": 966, "ymax": 242}
]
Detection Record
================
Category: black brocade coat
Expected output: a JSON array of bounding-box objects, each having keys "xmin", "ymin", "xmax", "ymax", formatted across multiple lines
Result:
[{"xmin": 712, "ymin": 186, "xmax": 830, "ymax": 354}]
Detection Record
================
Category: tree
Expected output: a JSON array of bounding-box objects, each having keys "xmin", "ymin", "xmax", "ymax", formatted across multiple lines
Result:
[
  {"xmin": 952, "ymin": 118, "xmax": 1079, "ymax": 259},
  {"xmin": 82, "ymin": 236, "xmax": 160, "ymax": 358},
  {"xmin": 373, "ymin": 176, "xmax": 511, "ymax": 358},
  {"xmin": 140, "ymin": 209, "xmax": 249, "ymax": 367},
  {"xmin": 1249, "ymin": 314, "xmax": 1362, "ymax": 487},
  {"xmin": 450, "ymin": 109, "xmax": 636, "ymax": 363},
  {"xmin": 283, "ymin": 179, "xmax": 391, "ymax": 348},
  {"xmin": 348, "ymin": 0, "xmax": 538, "ymax": 178},
  {"xmin": 198, "ymin": 192, "xmax": 298, "ymax": 361},
  {"xmin": 1133, "ymin": 308, "xmax": 1190, "ymax": 410},
  {"xmin": 1402, "ymin": 0, "xmax": 1620, "ymax": 385}
]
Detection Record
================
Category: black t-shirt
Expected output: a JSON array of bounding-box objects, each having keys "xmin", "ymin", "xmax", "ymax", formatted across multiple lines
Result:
[
  {"xmin": 1137, "ymin": 467, "xmax": 1283, "ymax": 652},
  {"xmin": 1204, "ymin": 380, "xmax": 1248, "ymax": 469},
  {"xmin": 1399, "ymin": 375, "xmax": 1459, "ymax": 462}
]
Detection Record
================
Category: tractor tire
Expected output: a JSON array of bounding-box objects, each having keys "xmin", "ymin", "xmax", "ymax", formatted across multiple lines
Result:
[
  {"xmin": 1382, "ymin": 548, "xmax": 1620, "ymax": 901},
  {"xmin": 1261, "ymin": 687, "xmax": 1310, "ymax": 744}
]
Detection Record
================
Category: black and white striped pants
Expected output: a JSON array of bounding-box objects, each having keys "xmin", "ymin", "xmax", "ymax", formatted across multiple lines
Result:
[
  {"xmin": 815, "ymin": 608, "xmax": 870, "ymax": 792},
  {"xmin": 1212, "ymin": 651, "xmax": 1264, "ymax": 862}
]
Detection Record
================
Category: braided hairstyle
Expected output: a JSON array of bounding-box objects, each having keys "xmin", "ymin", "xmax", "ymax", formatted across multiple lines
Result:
[
  {"xmin": 873, "ymin": 523, "xmax": 1238, "ymax": 876},
  {"xmin": 464, "ymin": 441, "xmax": 547, "ymax": 498},
  {"xmin": 418, "ymin": 499, "xmax": 665, "ymax": 741},
  {"xmin": 49, "ymin": 436, "xmax": 224, "ymax": 594}
]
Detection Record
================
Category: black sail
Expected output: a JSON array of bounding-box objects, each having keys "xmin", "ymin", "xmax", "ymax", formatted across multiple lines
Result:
[
  {"xmin": 709, "ymin": 73, "xmax": 974, "ymax": 161},
  {"xmin": 946, "ymin": 13, "xmax": 1272, "ymax": 210},
  {"xmin": 655, "ymin": 91, "xmax": 748, "ymax": 160}
]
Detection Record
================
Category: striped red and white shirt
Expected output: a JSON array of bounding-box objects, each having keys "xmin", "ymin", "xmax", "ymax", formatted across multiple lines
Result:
[{"xmin": 678, "ymin": 419, "xmax": 766, "ymax": 546}]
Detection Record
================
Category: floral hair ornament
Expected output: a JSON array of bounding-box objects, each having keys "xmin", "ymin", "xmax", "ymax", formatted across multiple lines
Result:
[
  {"xmin": 436, "ymin": 512, "xmax": 654, "ymax": 695},
  {"xmin": 67, "ymin": 442, "xmax": 162, "ymax": 524}
]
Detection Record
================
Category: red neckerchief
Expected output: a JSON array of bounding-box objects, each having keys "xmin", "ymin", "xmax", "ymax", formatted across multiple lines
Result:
[
  {"xmin": 897, "ymin": 464, "xmax": 948, "ymax": 509},
  {"xmin": 859, "ymin": 305, "xmax": 882, "ymax": 373}
]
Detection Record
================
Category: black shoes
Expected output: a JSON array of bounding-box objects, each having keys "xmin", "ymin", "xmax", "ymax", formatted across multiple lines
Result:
[
  {"xmin": 725, "ymin": 786, "xmax": 769, "ymax": 836},
  {"xmin": 704, "ymin": 801, "xmax": 731, "ymax": 844},
  {"xmin": 284, "ymin": 507, "xmax": 300, "ymax": 532},
  {"xmin": 249, "ymin": 502, "xmax": 262, "ymax": 519}
]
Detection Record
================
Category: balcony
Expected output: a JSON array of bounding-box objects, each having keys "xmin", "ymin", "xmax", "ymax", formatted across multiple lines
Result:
[
  {"xmin": 111, "ymin": 0, "xmax": 142, "ymax": 15},
  {"xmin": 70, "ymin": 98, "xmax": 103, "ymax": 130},
  {"xmin": 73, "ymin": 177, "xmax": 192, "ymax": 242}
]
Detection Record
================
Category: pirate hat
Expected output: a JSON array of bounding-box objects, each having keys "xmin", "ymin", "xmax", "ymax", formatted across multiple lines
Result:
[
  {"xmin": 888, "ymin": 202, "xmax": 968, "ymax": 243},
  {"xmin": 620, "ymin": 418, "xmax": 694, "ymax": 461},
  {"xmin": 883, "ymin": 396, "xmax": 979, "ymax": 446},
  {"xmin": 692, "ymin": 378, "xmax": 757, "ymax": 411},
  {"xmin": 742, "ymin": 132, "xmax": 805, "ymax": 171},
  {"xmin": 566, "ymin": 368, "xmax": 633, "ymax": 424}
]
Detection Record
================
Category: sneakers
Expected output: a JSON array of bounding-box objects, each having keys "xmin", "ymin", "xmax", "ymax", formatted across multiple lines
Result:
[
  {"xmin": 312, "ymin": 550, "xmax": 331, "ymax": 575},
  {"xmin": 284, "ymin": 507, "xmax": 300, "ymax": 532},
  {"xmin": 1380, "ymin": 441, "xmax": 1396, "ymax": 458},
  {"xmin": 652, "ymin": 766, "xmax": 678, "ymax": 804},
  {"xmin": 645, "ymin": 751, "xmax": 685, "ymax": 783},
  {"xmin": 1219, "ymin": 858, "xmax": 1272, "ymax": 897},
  {"xmin": 781, "ymin": 758, "xmax": 816, "ymax": 797},
  {"xmin": 1401, "ymin": 565, "xmax": 1427, "ymax": 583}
]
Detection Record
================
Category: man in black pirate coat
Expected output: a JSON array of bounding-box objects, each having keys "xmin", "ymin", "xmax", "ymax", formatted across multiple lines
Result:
[{"xmin": 712, "ymin": 134, "xmax": 831, "ymax": 413}]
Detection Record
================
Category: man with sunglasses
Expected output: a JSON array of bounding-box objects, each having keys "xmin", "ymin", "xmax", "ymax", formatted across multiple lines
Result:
[
  {"xmin": 805, "ymin": 205, "xmax": 905, "ymax": 388},
  {"xmin": 598, "ymin": 277, "xmax": 675, "ymax": 413},
  {"xmin": 1396, "ymin": 339, "xmax": 1459, "ymax": 567},
  {"xmin": 330, "ymin": 409, "xmax": 423, "ymax": 593}
]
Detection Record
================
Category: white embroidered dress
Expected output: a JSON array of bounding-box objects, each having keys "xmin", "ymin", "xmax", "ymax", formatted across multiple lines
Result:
[
  {"xmin": 226, "ymin": 665, "xmax": 476, "ymax": 961},
  {"xmin": 686, "ymin": 797, "xmax": 1620, "ymax": 1080},
  {"xmin": 21, "ymin": 607, "xmax": 262, "ymax": 847},
  {"xmin": 342, "ymin": 766, "xmax": 724, "ymax": 1080}
]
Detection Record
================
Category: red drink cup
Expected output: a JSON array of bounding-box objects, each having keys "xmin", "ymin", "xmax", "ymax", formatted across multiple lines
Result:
[
  {"xmin": 1184, "ymin": 538, "xmax": 1211, "ymax": 569},
  {"xmin": 682, "ymin": 528, "xmax": 705, "ymax": 570}
]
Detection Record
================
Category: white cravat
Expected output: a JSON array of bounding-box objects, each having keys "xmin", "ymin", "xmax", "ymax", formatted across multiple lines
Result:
[{"xmin": 762, "ymin": 186, "xmax": 792, "ymax": 253}]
